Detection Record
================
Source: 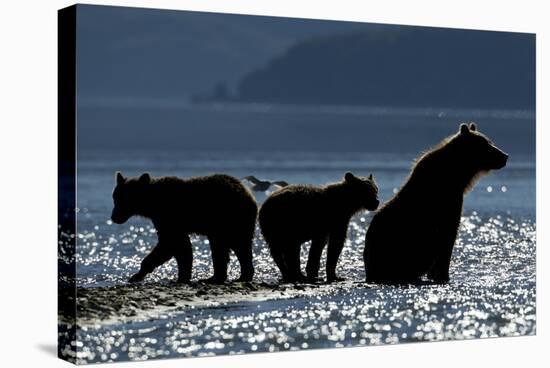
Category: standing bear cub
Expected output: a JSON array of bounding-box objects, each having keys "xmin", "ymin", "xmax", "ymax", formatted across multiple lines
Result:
[
  {"xmin": 364, "ymin": 123, "xmax": 508, "ymax": 284},
  {"xmin": 111, "ymin": 172, "xmax": 258, "ymax": 284},
  {"xmin": 259, "ymin": 172, "xmax": 379, "ymax": 283}
]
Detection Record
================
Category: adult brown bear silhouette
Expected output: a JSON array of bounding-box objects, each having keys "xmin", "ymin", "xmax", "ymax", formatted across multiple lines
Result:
[
  {"xmin": 259, "ymin": 172, "xmax": 379, "ymax": 283},
  {"xmin": 110, "ymin": 173, "xmax": 258, "ymax": 284},
  {"xmin": 364, "ymin": 123, "xmax": 508, "ymax": 284}
]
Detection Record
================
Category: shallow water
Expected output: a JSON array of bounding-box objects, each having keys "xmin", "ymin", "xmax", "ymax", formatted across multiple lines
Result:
[{"xmin": 61, "ymin": 208, "xmax": 536, "ymax": 363}]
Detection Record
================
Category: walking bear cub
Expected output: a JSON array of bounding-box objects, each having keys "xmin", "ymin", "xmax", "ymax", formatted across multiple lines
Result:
[
  {"xmin": 259, "ymin": 172, "xmax": 379, "ymax": 283},
  {"xmin": 364, "ymin": 123, "xmax": 508, "ymax": 284},
  {"xmin": 111, "ymin": 173, "xmax": 258, "ymax": 284}
]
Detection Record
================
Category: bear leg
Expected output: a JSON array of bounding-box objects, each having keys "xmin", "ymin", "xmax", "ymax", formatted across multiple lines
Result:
[
  {"xmin": 427, "ymin": 218, "xmax": 460, "ymax": 283},
  {"xmin": 427, "ymin": 257, "xmax": 451, "ymax": 283},
  {"xmin": 326, "ymin": 226, "xmax": 347, "ymax": 283},
  {"xmin": 129, "ymin": 242, "xmax": 172, "ymax": 283},
  {"xmin": 269, "ymin": 243, "xmax": 290, "ymax": 282},
  {"xmin": 174, "ymin": 236, "xmax": 193, "ymax": 283},
  {"xmin": 234, "ymin": 244, "xmax": 254, "ymax": 282},
  {"xmin": 205, "ymin": 242, "xmax": 229, "ymax": 284},
  {"xmin": 366, "ymin": 262, "xmax": 425, "ymax": 284},
  {"xmin": 284, "ymin": 244, "xmax": 306, "ymax": 283},
  {"xmin": 305, "ymin": 236, "xmax": 327, "ymax": 282}
]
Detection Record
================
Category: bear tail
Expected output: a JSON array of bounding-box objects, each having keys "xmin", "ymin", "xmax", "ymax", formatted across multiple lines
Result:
[
  {"xmin": 245, "ymin": 198, "xmax": 258, "ymax": 235},
  {"xmin": 258, "ymin": 203, "xmax": 273, "ymax": 245}
]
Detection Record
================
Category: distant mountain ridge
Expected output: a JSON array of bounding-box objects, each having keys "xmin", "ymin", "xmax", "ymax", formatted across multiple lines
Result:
[
  {"xmin": 77, "ymin": 4, "xmax": 364, "ymax": 103},
  {"xmin": 234, "ymin": 27, "xmax": 535, "ymax": 110}
]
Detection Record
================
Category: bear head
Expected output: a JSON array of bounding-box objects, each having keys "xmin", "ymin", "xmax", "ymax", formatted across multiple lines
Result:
[
  {"xmin": 454, "ymin": 122, "xmax": 508, "ymax": 173},
  {"xmin": 111, "ymin": 172, "xmax": 151, "ymax": 224},
  {"xmin": 343, "ymin": 172, "xmax": 380, "ymax": 211}
]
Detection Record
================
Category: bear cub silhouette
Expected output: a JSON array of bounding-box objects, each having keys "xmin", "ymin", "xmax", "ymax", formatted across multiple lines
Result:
[
  {"xmin": 111, "ymin": 172, "xmax": 258, "ymax": 284},
  {"xmin": 364, "ymin": 122, "xmax": 508, "ymax": 284},
  {"xmin": 259, "ymin": 172, "xmax": 379, "ymax": 283}
]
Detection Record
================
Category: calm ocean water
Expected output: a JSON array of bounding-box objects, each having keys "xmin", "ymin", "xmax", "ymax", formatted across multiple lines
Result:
[{"xmin": 63, "ymin": 106, "xmax": 536, "ymax": 363}]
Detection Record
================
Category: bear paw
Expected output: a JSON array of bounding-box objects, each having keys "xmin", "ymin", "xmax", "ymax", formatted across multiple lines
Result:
[
  {"xmin": 176, "ymin": 276, "xmax": 192, "ymax": 284},
  {"xmin": 430, "ymin": 276, "xmax": 450, "ymax": 284},
  {"xmin": 327, "ymin": 275, "xmax": 345, "ymax": 283},
  {"xmin": 305, "ymin": 275, "xmax": 323, "ymax": 284},
  {"xmin": 128, "ymin": 272, "xmax": 146, "ymax": 283},
  {"xmin": 427, "ymin": 270, "xmax": 450, "ymax": 284},
  {"xmin": 281, "ymin": 273, "xmax": 307, "ymax": 284},
  {"xmin": 201, "ymin": 276, "xmax": 227, "ymax": 285},
  {"xmin": 236, "ymin": 275, "xmax": 253, "ymax": 283}
]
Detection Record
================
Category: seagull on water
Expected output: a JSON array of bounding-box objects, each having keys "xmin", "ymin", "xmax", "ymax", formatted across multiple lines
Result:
[{"xmin": 242, "ymin": 176, "xmax": 289, "ymax": 192}]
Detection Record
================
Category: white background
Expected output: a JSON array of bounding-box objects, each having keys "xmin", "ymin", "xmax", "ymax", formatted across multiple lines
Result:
[{"xmin": 0, "ymin": 0, "xmax": 547, "ymax": 366}]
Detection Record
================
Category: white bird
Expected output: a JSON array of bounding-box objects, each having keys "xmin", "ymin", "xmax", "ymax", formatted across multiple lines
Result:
[{"xmin": 242, "ymin": 176, "xmax": 289, "ymax": 192}]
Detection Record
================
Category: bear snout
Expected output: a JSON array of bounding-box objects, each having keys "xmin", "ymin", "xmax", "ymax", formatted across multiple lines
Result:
[
  {"xmin": 488, "ymin": 144, "xmax": 508, "ymax": 170},
  {"xmin": 368, "ymin": 199, "xmax": 380, "ymax": 211},
  {"xmin": 111, "ymin": 209, "xmax": 129, "ymax": 224},
  {"xmin": 110, "ymin": 215, "xmax": 124, "ymax": 224},
  {"xmin": 495, "ymin": 152, "xmax": 508, "ymax": 169}
]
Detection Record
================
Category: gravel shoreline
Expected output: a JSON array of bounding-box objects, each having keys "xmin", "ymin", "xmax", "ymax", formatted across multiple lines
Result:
[{"xmin": 60, "ymin": 281, "xmax": 366, "ymax": 325}]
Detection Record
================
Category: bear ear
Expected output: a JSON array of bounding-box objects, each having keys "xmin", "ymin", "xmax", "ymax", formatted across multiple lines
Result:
[
  {"xmin": 368, "ymin": 173, "xmax": 373, "ymax": 180},
  {"xmin": 116, "ymin": 171, "xmax": 126, "ymax": 185},
  {"xmin": 459, "ymin": 123, "xmax": 470, "ymax": 135},
  {"xmin": 139, "ymin": 173, "xmax": 151, "ymax": 184},
  {"xmin": 344, "ymin": 172, "xmax": 356, "ymax": 182},
  {"xmin": 469, "ymin": 122, "xmax": 477, "ymax": 131}
]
